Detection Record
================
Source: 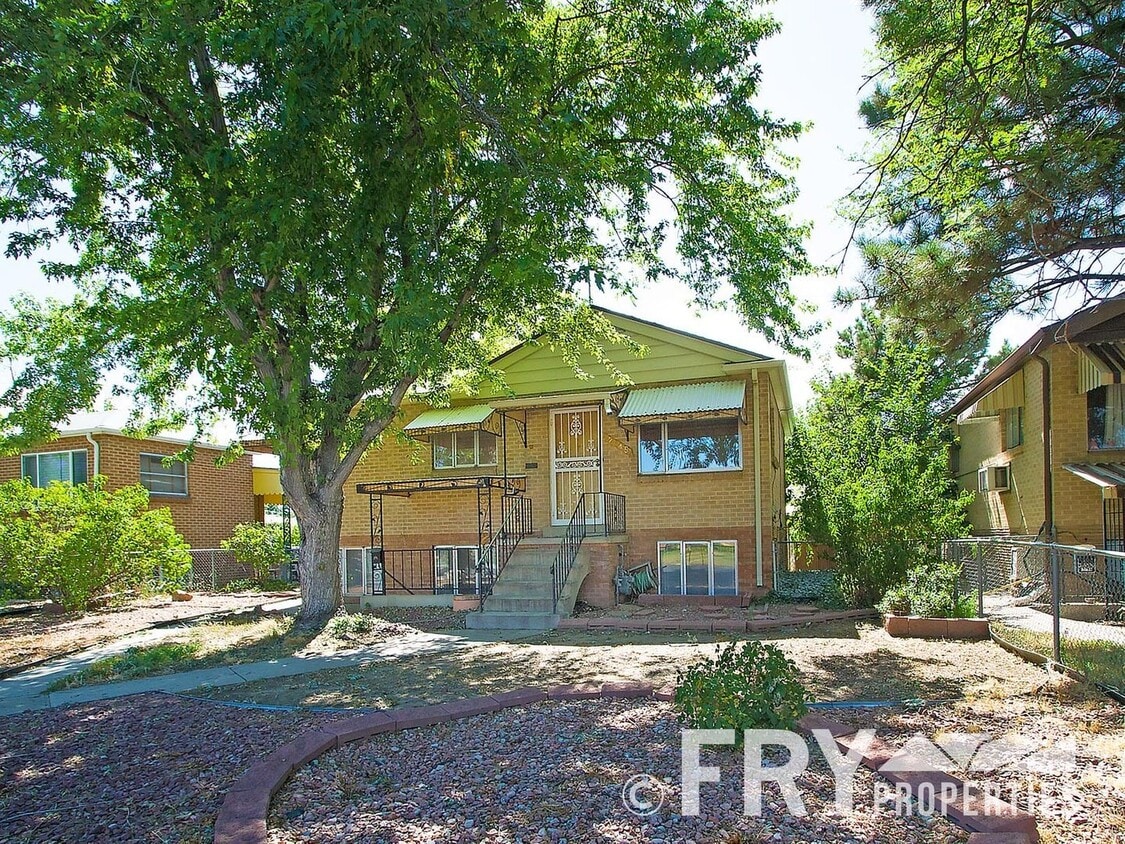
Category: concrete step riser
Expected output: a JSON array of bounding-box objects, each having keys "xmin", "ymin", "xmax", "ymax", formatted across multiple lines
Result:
[
  {"xmin": 485, "ymin": 597, "xmax": 556, "ymax": 613},
  {"xmin": 489, "ymin": 585, "xmax": 554, "ymax": 599},
  {"xmin": 465, "ymin": 612, "xmax": 559, "ymax": 631}
]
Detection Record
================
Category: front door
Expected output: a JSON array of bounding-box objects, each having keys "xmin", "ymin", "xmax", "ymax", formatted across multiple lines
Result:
[{"xmin": 550, "ymin": 407, "xmax": 603, "ymax": 525}]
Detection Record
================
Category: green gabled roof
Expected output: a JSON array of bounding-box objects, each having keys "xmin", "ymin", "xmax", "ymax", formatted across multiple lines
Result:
[
  {"xmin": 483, "ymin": 308, "xmax": 774, "ymax": 398},
  {"xmin": 617, "ymin": 380, "xmax": 746, "ymax": 420}
]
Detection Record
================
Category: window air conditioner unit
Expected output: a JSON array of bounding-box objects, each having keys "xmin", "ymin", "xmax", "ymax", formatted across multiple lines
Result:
[{"xmin": 978, "ymin": 464, "xmax": 1011, "ymax": 493}]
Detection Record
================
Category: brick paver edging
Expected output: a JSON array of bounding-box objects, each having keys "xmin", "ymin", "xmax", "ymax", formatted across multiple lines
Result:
[
  {"xmin": 558, "ymin": 608, "xmax": 877, "ymax": 634},
  {"xmin": 213, "ymin": 684, "xmax": 1037, "ymax": 844}
]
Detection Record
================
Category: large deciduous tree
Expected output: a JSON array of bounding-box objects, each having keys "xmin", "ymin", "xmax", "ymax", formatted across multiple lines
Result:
[
  {"xmin": 848, "ymin": 0, "xmax": 1125, "ymax": 334},
  {"xmin": 0, "ymin": 0, "xmax": 811, "ymax": 622}
]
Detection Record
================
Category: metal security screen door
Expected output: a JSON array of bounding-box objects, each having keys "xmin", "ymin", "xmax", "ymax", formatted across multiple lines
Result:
[{"xmin": 551, "ymin": 407, "xmax": 603, "ymax": 525}]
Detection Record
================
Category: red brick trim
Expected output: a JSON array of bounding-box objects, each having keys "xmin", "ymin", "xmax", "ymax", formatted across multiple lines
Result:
[
  {"xmin": 213, "ymin": 686, "xmax": 1038, "ymax": 844},
  {"xmin": 558, "ymin": 609, "xmax": 876, "ymax": 634}
]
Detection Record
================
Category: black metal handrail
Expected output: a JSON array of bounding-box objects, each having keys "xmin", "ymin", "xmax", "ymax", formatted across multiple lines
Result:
[
  {"xmin": 476, "ymin": 495, "xmax": 534, "ymax": 604},
  {"xmin": 551, "ymin": 491, "xmax": 626, "ymax": 612}
]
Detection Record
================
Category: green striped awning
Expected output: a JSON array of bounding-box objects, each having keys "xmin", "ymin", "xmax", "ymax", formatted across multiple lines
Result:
[
  {"xmin": 618, "ymin": 380, "xmax": 746, "ymax": 422},
  {"xmin": 402, "ymin": 405, "xmax": 498, "ymax": 439}
]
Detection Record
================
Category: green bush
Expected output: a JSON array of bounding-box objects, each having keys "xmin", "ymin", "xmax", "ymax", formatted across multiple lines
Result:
[
  {"xmin": 771, "ymin": 569, "xmax": 844, "ymax": 606},
  {"xmin": 328, "ymin": 611, "xmax": 377, "ymax": 638},
  {"xmin": 0, "ymin": 478, "xmax": 191, "ymax": 611},
  {"xmin": 877, "ymin": 561, "xmax": 977, "ymax": 618},
  {"xmin": 674, "ymin": 641, "xmax": 809, "ymax": 738},
  {"xmin": 222, "ymin": 523, "xmax": 288, "ymax": 584}
]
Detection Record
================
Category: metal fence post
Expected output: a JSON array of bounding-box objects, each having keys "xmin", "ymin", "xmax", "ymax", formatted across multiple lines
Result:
[
  {"xmin": 975, "ymin": 543, "xmax": 984, "ymax": 618},
  {"xmin": 211, "ymin": 550, "xmax": 218, "ymax": 592},
  {"xmin": 1050, "ymin": 547, "xmax": 1062, "ymax": 664}
]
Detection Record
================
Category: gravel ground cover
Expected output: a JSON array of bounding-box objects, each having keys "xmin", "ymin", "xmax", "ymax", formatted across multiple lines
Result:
[
  {"xmin": 0, "ymin": 692, "xmax": 341, "ymax": 844},
  {"xmin": 856, "ymin": 678, "xmax": 1125, "ymax": 844},
  {"xmin": 199, "ymin": 623, "xmax": 1047, "ymax": 709},
  {"xmin": 0, "ymin": 592, "xmax": 293, "ymax": 671},
  {"xmin": 368, "ymin": 606, "xmax": 468, "ymax": 631},
  {"xmin": 268, "ymin": 697, "xmax": 968, "ymax": 844}
]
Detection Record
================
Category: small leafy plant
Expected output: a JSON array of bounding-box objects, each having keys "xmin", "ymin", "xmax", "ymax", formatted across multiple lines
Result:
[
  {"xmin": 328, "ymin": 611, "xmax": 377, "ymax": 638},
  {"xmin": 674, "ymin": 641, "xmax": 809, "ymax": 738},
  {"xmin": 877, "ymin": 562, "xmax": 977, "ymax": 618}
]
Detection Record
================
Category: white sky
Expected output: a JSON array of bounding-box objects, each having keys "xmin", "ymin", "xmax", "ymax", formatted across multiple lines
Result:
[{"xmin": 0, "ymin": 0, "xmax": 1044, "ymax": 424}]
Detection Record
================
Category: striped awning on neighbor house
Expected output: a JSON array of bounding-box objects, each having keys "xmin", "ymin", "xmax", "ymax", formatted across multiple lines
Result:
[
  {"xmin": 401, "ymin": 404, "xmax": 500, "ymax": 439},
  {"xmin": 617, "ymin": 380, "xmax": 746, "ymax": 423},
  {"xmin": 1063, "ymin": 462, "xmax": 1125, "ymax": 488}
]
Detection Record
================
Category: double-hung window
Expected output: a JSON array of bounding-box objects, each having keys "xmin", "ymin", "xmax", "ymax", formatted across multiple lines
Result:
[
  {"xmin": 639, "ymin": 418, "xmax": 741, "ymax": 474},
  {"xmin": 432, "ymin": 431, "xmax": 498, "ymax": 470},
  {"xmin": 20, "ymin": 450, "xmax": 88, "ymax": 487},
  {"xmin": 139, "ymin": 453, "xmax": 188, "ymax": 495}
]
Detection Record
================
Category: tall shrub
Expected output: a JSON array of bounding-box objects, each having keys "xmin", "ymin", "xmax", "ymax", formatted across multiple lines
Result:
[
  {"xmin": 0, "ymin": 478, "xmax": 190, "ymax": 610},
  {"xmin": 788, "ymin": 311, "xmax": 972, "ymax": 607},
  {"xmin": 222, "ymin": 523, "xmax": 288, "ymax": 584}
]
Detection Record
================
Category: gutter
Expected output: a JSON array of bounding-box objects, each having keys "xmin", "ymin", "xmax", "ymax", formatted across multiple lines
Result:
[
  {"xmin": 752, "ymin": 370, "xmax": 764, "ymax": 588},
  {"xmin": 1032, "ymin": 353, "xmax": 1055, "ymax": 539},
  {"xmin": 84, "ymin": 432, "xmax": 100, "ymax": 478}
]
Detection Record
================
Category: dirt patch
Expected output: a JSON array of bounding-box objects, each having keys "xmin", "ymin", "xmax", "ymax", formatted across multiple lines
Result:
[
  {"xmin": 0, "ymin": 591, "xmax": 295, "ymax": 671},
  {"xmin": 198, "ymin": 622, "xmax": 1047, "ymax": 709}
]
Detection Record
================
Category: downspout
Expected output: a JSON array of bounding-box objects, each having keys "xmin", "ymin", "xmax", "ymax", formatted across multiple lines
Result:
[
  {"xmin": 752, "ymin": 371, "xmax": 764, "ymax": 588},
  {"xmin": 1032, "ymin": 353, "xmax": 1054, "ymax": 539},
  {"xmin": 84, "ymin": 432, "xmax": 100, "ymax": 479}
]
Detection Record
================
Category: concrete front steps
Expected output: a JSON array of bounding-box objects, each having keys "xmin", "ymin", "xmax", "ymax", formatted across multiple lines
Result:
[{"xmin": 466, "ymin": 536, "xmax": 590, "ymax": 631}]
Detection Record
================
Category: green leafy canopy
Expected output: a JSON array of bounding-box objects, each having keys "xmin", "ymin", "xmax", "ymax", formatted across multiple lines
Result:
[
  {"xmin": 0, "ymin": 0, "xmax": 813, "ymax": 619},
  {"xmin": 0, "ymin": 0, "xmax": 811, "ymax": 466},
  {"xmin": 846, "ymin": 0, "xmax": 1125, "ymax": 336}
]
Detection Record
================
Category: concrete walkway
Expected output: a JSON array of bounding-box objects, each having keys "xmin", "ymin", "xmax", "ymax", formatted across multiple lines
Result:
[
  {"xmin": 0, "ymin": 628, "xmax": 543, "ymax": 717},
  {"xmin": 985, "ymin": 594, "xmax": 1125, "ymax": 645}
]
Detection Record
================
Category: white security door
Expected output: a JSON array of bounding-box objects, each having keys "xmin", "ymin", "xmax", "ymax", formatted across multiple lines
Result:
[{"xmin": 550, "ymin": 407, "xmax": 603, "ymax": 525}]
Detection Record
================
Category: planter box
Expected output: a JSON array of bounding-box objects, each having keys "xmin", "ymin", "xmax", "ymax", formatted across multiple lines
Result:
[
  {"xmin": 884, "ymin": 614, "xmax": 989, "ymax": 640},
  {"xmin": 452, "ymin": 596, "xmax": 480, "ymax": 612}
]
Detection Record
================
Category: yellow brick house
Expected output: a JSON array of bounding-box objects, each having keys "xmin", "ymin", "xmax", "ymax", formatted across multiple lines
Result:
[
  {"xmin": 338, "ymin": 308, "xmax": 792, "ymax": 628},
  {"xmin": 951, "ymin": 295, "xmax": 1125, "ymax": 556}
]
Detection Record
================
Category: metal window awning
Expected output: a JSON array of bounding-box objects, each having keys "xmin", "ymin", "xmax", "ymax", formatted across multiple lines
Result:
[
  {"xmin": 1063, "ymin": 462, "xmax": 1125, "ymax": 488},
  {"xmin": 401, "ymin": 404, "xmax": 500, "ymax": 439},
  {"xmin": 617, "ymin": 380, "xmax": 746, "ymax": 423},
  {"xmin": 1079, "ymin": 343, "xmax": 1125, "ymax": 393}
]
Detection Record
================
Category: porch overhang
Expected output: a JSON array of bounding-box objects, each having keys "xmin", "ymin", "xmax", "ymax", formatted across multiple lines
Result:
[
  {"xmin": 355, "ymin": 474, "xmax": 526, "ymax": 498},
  {"xmin": 401, "ymin": 404, "xmax": 500, "ymax": 440},
  {"xmin": 1063, "ymin": 462, "xmax": 1125, "ymax": 489},
  {"xmin": 616, "ymin": 379, "xmax": 747, "ymax": 424}
]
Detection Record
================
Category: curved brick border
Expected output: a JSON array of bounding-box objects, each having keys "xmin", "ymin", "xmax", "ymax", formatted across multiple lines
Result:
[{"xmin": 213, "ymin": 682, "xmax": 1037, "ymax": 844}]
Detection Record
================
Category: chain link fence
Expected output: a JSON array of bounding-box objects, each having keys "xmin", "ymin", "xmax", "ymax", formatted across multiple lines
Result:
[
  {"xmin": 186, "ymin": 549, "xmax": 254, "ymax": 591},
  {"xmin": 942, "ymin": 537, "xmax": 1125, "ymax": 692}
]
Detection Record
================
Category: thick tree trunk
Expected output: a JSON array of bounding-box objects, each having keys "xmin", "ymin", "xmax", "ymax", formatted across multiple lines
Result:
[{"xmin": 289, "ymin": 483, "xmax": 345, "ymax": 627}]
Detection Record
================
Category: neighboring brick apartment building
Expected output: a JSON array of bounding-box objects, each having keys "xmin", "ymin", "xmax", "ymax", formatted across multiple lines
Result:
[
  {"xmin": 339, "ymin": 308, "xmax": 792, "ymax": 611},
  {"xmin": 0, "ymin": 428, "xmax": 259, "ymax": 548},
  {"xmin": 952, "ymin": 295, "xmax": 1125, "ymax": 549}
]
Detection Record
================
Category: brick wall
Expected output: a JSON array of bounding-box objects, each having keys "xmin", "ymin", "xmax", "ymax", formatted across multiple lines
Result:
[
  {"xmin": 955, "ymin": 346, "xmax": 1107, "ymax": 546},
  {"xmin": 0, "ymin": 433, "xmax": 256, "ymax": 548},
  {"xmin": 340, "ymin": 371, "xmax": 784, "ymax": 600},
  {"xmin": 1048, "ymin": 345, "xmax": 1108, "ymax": 546}
]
